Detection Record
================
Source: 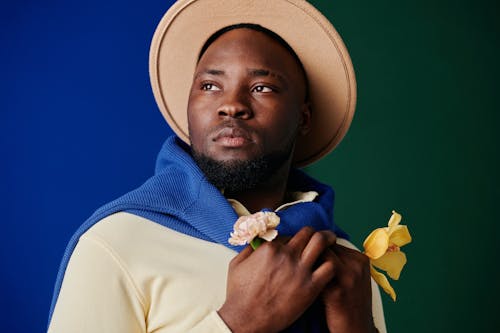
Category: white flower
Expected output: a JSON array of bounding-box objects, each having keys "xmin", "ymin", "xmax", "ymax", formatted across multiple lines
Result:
[{"xmin": 228, "ymin": 212, "xmax": 280, "ymax": 246}]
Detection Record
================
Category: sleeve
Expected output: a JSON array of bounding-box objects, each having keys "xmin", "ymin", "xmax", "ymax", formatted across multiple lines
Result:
[
  {"xmin": 48, "ymin": 233, "xmax": 233, "ymax": 333},
  {"xmin": 48, "ymin": 234, "xmax": 147, "ymax": 333},
  {"xmin": 371, "ymin": 276, "xmax": 387, "ymax": 333},
  {"xmin": 187, "ymin": 311, "xmax": 233, "ymax": 333}
]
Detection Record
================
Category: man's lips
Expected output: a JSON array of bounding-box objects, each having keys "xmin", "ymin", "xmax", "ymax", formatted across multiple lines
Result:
[{"xmin": 212, "ymin": 127, "xmax": 253, "ymax": 148}]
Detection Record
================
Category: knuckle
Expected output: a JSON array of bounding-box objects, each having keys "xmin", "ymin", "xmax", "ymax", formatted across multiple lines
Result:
[
  {"xmin": 321, "ymin": 230, "xmax": 337, "ymax": 239},
  {"xmin": 312, "ymin": 231, "xmax": 329, "ymax": 247},
  {"xmin": 228, "ymin": 257, "xmax": 238, "ymax": 270},
  {"xmin": 357, "ymin": 252, "xmax": 370, "ymax": 265},
  {"xmin": 344, "ymin": 276, "xmax": 356, "ymax": 289},
  {"xmin": 260, "ymin": 240, "xmax": 280, "ymax": 255},
  {"xmin": 323, "ymin": 261, "xmax": 336, "ymax": 279},
  {"xmin": 352, "ymin": 255, "xmax": 370, "ymax": 275},
  {"xmin": 299, "ymin": 226, "xmax": 316, "ymax": 237}
]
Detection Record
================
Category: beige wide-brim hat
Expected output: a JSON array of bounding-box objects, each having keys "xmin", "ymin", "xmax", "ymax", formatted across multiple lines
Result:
[{"xmin": 149, "ymin": 0, "xmax": 356, "ymax": 167}]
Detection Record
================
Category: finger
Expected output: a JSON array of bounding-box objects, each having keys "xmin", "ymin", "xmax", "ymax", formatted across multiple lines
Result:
[
  {"xmin": 330, "ymin": 243, "xmax": 358, "ymax": 255},
  {"xmin": 230, "ymin": 245, "xmax": 254, "ymax": 266},
  {"xmin": 321, "ymin": 245, "xmax": 340, "ymax": 267},
  {"xmin": 330, "ymin": 244, "xmax": 370, "ymax": 274},
  {"xmin": 301, "ymin": 230, "xmax": 337, "ymax": 268},
  {"xmin": 275, "ymin": 235, "xmax": 292, "ymax": 244},
  {"xmin": 286, "ymin": 226, "xmax": 316, "ymax": 254},
  {"xmin": 330, "ymin": 243, "xmax": 366, "ymax": 263},
  {"xmin": 311, "ymin": 250, "xmax": 338, "ymax": 289}
]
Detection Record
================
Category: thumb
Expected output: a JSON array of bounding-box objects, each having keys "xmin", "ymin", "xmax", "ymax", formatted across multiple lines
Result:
[{"xmin": 230, "ymin": 245, "xmax": 253, "ymax": 265}]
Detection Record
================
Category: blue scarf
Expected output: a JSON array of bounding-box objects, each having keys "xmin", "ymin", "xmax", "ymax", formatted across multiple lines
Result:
[{"xmin": 49, "ymin": 136, "xmax": 348, "ymax": 331}]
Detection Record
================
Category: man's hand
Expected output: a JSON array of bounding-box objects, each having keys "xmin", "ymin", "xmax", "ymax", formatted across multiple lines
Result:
[
  {"xmin": 218, "ymin": 227, "xmax": 336, "ymax": 333},
  {"xmin": 321, "ymin": 244, "xmax": 377, "ymax": 333}
]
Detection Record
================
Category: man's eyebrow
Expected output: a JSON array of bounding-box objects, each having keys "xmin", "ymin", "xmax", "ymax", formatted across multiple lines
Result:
[
  {"xmin": 194, "ymin": 68, "xmax": 289, "ymax": 86},
  {"xmin": 248, "ymin": 69, "xmax": 288, "ymax": 86},
  {"xmin": 195, "ymin": 69, "xmax": 225, "ymax": 78}
]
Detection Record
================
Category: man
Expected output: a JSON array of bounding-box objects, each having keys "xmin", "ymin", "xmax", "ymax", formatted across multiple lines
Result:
[{"xmin": 48, "ymin": 0, "xmax": 386, "ymax": 332}]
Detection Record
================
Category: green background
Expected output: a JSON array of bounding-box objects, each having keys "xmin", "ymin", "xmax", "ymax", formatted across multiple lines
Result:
[{"xmin": 307, "ymin": 0, "xmax": 499, "ymax": 332}]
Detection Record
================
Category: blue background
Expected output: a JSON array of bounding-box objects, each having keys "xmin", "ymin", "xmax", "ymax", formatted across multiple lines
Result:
[
  {"xmin": 1, "ymin": 0, "xmax": 498, "ymax": 332},
  {"xmin": 2, "ymin": 1, "xmax": 175, "ymax": 331}
]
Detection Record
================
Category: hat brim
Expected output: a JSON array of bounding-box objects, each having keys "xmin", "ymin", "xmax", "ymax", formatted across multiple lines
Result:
[{"xmin": 149, "ymin": 0, "xmax": 356, "ymax": 167}]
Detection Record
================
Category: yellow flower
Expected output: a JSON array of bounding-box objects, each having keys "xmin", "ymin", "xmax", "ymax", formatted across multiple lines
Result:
[{"xmin": 363, "ymin": 210, "xmax": 412, "ymax": 301}]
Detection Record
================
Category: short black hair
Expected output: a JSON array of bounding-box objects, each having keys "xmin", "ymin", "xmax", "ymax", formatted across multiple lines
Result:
[{"xmin": 197, "ymin": 23, "xmax": 309, "ymax": 101}]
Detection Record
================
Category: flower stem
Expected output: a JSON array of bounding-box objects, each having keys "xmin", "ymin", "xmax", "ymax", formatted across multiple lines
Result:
[{"xmin": 250, "ymin": 237, "xmax": 264, "ymax": 250}]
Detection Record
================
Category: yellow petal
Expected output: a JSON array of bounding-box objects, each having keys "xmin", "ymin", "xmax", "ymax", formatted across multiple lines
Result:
[
  {"xmin": 388, "ymin": 210, "xmax": 401, "ymax": 228},
  {"xmin": 363, "ymin": 228, "xmax": 389, "ymax": 259},
  {"xmin": 389, "ymin": 225, "xmax": 412, "ymax": 247},
  {"xmin": 370, "ymin": 265, "xmax": 397, "ymax": 301},
  {"xmin": 371, "ymin": 251, "xmax": 407, "ymax": 280}
]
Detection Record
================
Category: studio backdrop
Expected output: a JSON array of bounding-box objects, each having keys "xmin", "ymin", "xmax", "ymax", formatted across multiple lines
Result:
[{"xmin": 1, "ymin": 0, "xmax": 498, "ymax": 332}]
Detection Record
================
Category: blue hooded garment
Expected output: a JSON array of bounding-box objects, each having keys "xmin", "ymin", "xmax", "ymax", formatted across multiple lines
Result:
[{"xmin": 49, "ymin": 136, "xmax": 348, "ymax": 331}]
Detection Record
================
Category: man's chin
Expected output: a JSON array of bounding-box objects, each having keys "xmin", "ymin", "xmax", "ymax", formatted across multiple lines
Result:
[{"xmin": 191, "ymin": 150, "xmax": 290, "ymax": 193}]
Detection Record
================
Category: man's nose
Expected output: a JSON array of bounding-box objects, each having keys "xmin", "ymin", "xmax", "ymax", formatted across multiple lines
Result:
[{"xmin": 217, "ymin": 90, "xmax": 253, "ymax": 120}]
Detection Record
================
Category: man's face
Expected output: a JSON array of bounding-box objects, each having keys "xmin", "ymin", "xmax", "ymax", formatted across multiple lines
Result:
[
  {"xmin": 187, "ymin": 28, "xmax": 310, "ymax": 190},
  {"xmin": 188, "ymin": 28, "xmax": 310, "ymax": 161}
]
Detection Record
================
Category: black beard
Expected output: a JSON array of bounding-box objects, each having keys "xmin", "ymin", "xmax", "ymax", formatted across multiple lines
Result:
[{"xmin": 192, "ymin": 148, "xmax": 293, "ymax": 193}]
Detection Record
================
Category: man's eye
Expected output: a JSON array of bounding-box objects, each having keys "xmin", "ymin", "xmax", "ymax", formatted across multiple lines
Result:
[
  {"xmin": 201, "ymin": 83, "xmax": 220, "ymax": 91},
  {"xmin": 252, "ymin": 85, "xmax": 274, "ymax": 93}
]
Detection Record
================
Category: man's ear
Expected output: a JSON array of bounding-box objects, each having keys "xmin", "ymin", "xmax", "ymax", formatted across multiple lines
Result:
[{"xmin": 298, "ymin": 102, "xmax": 312, "ymax": 136}]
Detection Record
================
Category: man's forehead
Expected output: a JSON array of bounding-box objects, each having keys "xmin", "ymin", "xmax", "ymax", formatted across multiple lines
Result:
[
  {"xmin": 194, "ymin": 28, "xmax": 306, "ymax": 90},
  {"xmin": 197, "ymin": 23, "xmax": 302, "ymax": 65}
]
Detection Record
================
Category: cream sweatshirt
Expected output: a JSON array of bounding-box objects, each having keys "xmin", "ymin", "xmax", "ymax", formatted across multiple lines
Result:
[{"xmin": 49, "ymin": 199, "xmax": 386, "ymax": 332}]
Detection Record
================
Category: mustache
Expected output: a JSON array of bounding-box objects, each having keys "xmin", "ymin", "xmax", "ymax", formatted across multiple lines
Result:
[{"xmin": 210, "ymin": 121, "xmax": 255, "ymax": 141}]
